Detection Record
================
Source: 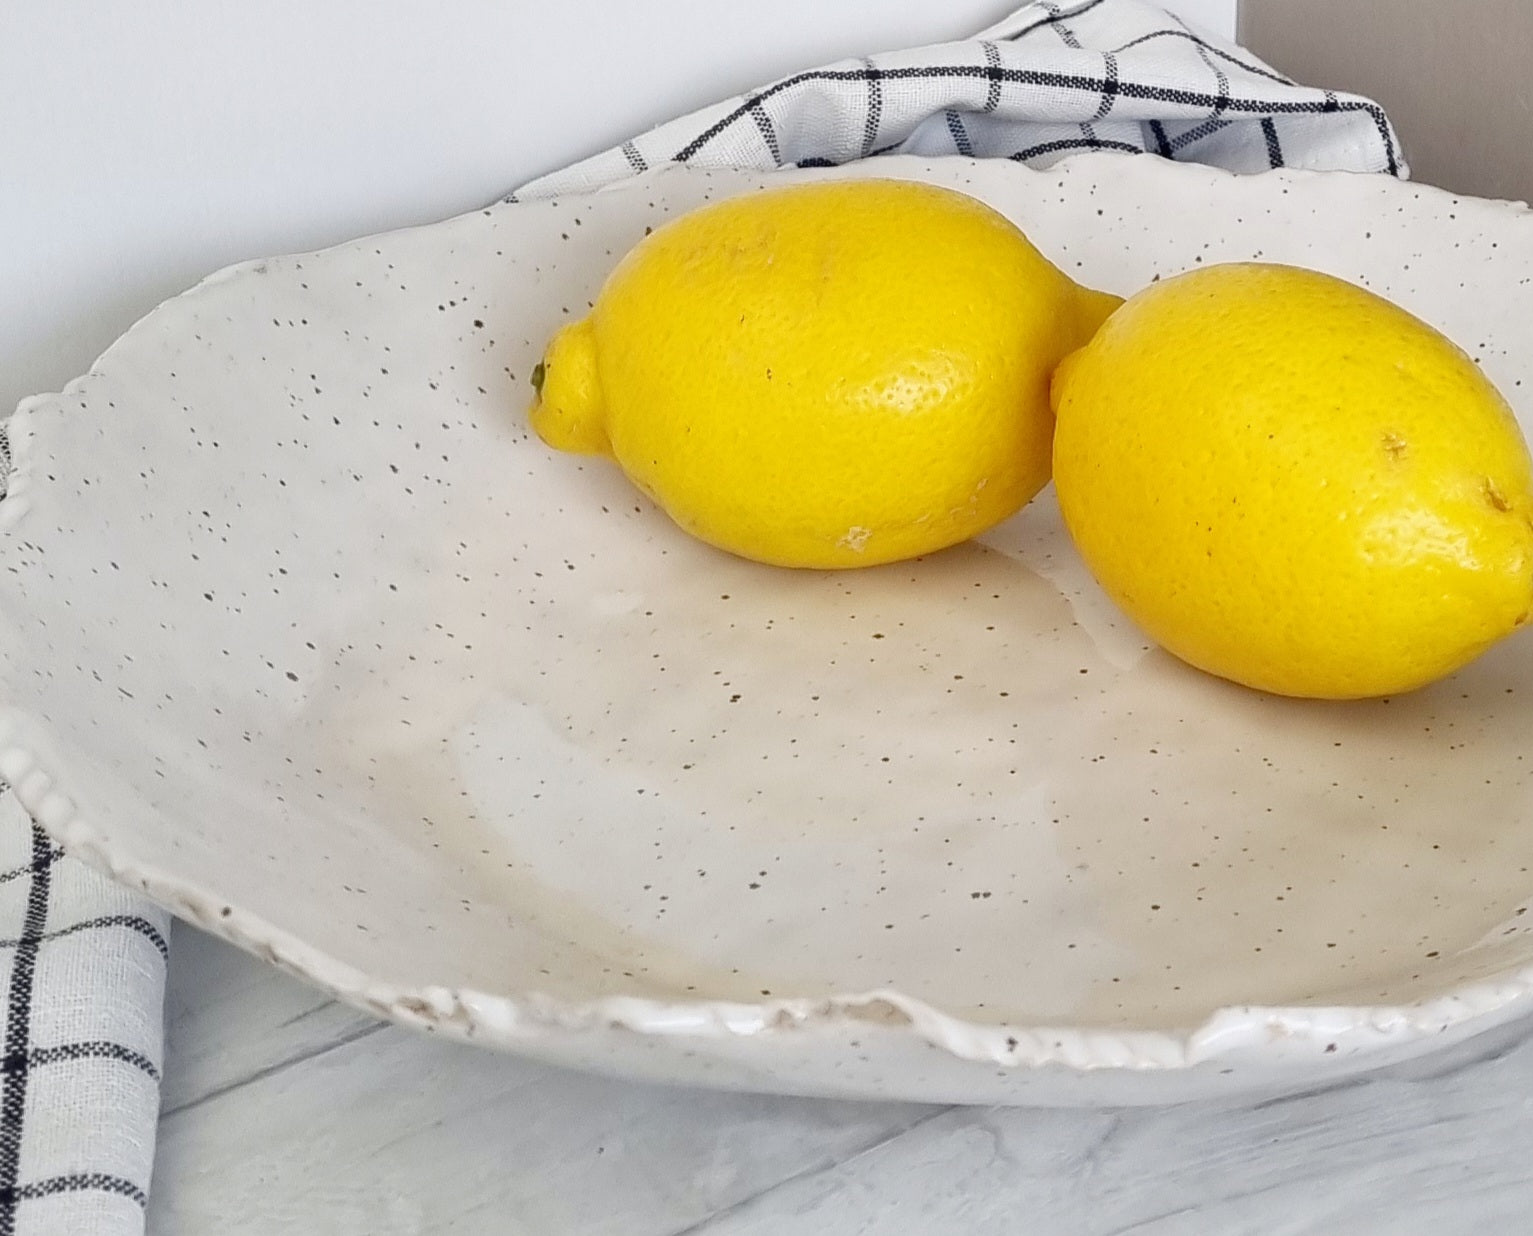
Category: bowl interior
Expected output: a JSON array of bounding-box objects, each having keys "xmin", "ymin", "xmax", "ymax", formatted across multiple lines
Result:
[{"xmin": 3, "ymin": 155, "xmax": 1533, "ymax": 1042}]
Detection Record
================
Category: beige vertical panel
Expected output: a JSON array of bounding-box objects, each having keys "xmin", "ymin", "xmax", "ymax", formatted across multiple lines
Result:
[{"xmin": 1240, "ymin": 0, "xmax": 1533, "ymax": 202}]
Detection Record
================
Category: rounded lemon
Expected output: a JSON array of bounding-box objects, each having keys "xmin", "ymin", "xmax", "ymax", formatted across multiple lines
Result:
[
  {"xmin": 1051, "ymin": 262, "xmax": 1533, "ymax": 699},
  {"xmin": 529, "ymin": 178, "xmax": 1120, "ymax": 568}
]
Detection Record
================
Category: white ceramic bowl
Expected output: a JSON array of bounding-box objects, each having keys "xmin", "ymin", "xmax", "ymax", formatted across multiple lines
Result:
[{"xmin": 5, "ymin": 154, "xmax": 1533, "ymax": 1105}]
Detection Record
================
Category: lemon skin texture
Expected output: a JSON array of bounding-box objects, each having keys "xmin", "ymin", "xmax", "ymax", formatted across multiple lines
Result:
[
  {"xmin": 530, "ymin": 178, "xmax": 1121, "ymax": 569},
  {"xmin": 1050, "ymin": 262, "xmax": 1533, "ymax": 699}
]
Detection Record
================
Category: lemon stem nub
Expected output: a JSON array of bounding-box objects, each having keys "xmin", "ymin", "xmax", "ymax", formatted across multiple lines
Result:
[{"xmin": 527, "ymin": 318, "xmax": 610, "ymax": 455}]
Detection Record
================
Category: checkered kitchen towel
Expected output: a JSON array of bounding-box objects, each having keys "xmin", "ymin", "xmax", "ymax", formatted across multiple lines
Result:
[
  {"xmin": 0, "ymin": 793, "xmax": 166, "ymax": 1236},
  {"xmin": 0, "ymin": 1, "xmax": 1399, "ymax": 1231},
  {"xmin": 511, "ymin": 0, "xmax": 1404, "ymax": 201}
]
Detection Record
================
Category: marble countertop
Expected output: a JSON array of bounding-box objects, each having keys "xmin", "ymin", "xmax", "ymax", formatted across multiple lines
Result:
[{"xmin": 150, "ymin": 922, "xmax": 1533, "ymax": 1234}]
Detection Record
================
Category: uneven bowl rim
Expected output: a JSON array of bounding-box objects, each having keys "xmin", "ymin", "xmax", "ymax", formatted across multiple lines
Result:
[{"xmin": 6, "ymin": 151, "xmax": 1533, "ymax": 1076}]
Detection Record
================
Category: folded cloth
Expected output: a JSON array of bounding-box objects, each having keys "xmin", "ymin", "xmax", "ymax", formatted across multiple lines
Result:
[
  {"xmin": 511, "ymin": 0, "xmax": 1404, "ymax": 201},
  {"xmin": 0, "ymin": 790, "xmax": 167, "ymax": 1236},
  {"xmin": 0, "ymin": 3, "xmax": 1400, "ymax": 1232}
]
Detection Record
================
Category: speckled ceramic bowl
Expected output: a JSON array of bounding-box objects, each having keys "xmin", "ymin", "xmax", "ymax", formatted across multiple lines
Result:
[{"xmin": 5, "ymin": 155, "xmax": 1533, "ymax": 1105}]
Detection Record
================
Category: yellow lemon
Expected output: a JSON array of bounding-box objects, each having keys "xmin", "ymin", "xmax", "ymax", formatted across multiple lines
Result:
[
  {"xmin": 529, "ymin": 178, "xmax": 1120, "ymax": 568},
  {"xmin": 1051, "ymin": 262, "xmax": 1533, "ymax": 699}
]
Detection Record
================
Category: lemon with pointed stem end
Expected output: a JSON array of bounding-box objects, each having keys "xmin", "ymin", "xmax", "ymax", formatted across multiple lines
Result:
[
  {"xmin": 530, "ymin": 177, "xmax": 1121, "ymax": 569},
  {"xmin": 1051, "ymin": 262, "xmax": 1533, "ymax": 698}
]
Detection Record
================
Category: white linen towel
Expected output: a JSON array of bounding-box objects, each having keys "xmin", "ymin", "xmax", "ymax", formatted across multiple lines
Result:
[
  {"xmin": 0, "ymin": 790, "xmax": 167, "ymax": 1236},
  {"xmin": 511, "ymin": 0, "xmax": 1404, "ymax": 201}
]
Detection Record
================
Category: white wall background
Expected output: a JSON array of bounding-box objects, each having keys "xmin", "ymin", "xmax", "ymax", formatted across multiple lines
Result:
[{"xmin": 1, "ymin": 1, "xmax": 1236, "ymax": 416}]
